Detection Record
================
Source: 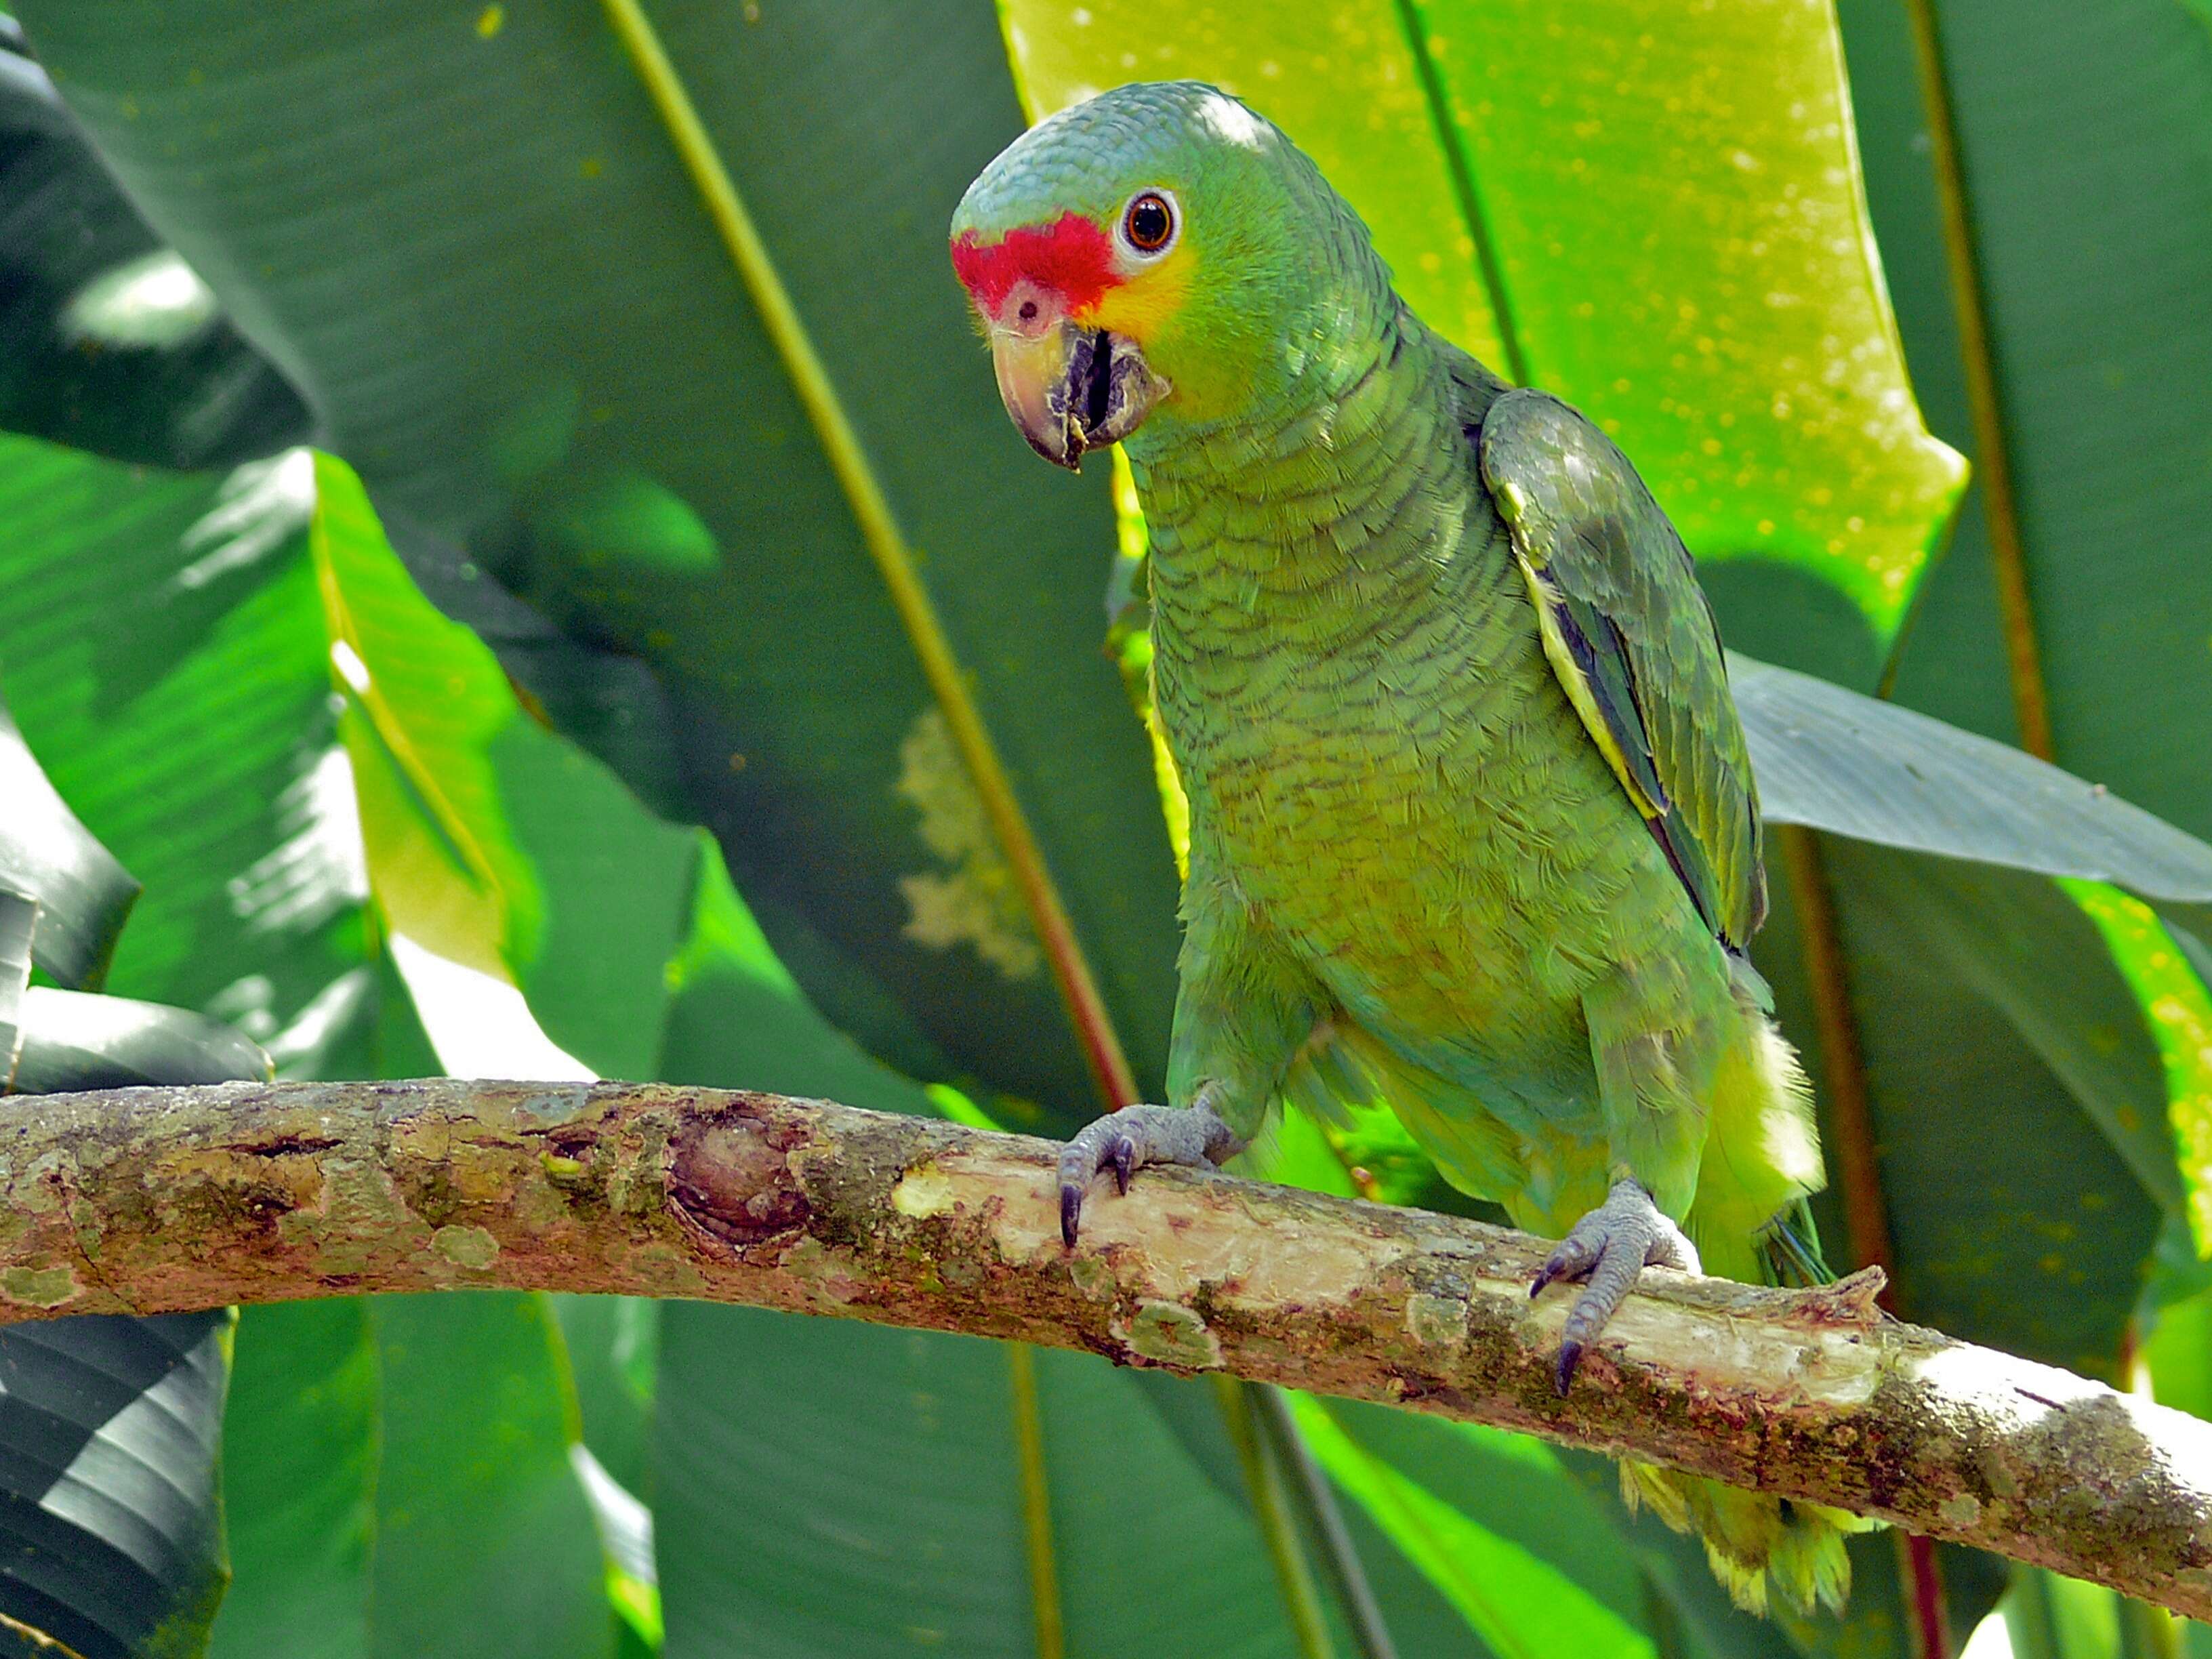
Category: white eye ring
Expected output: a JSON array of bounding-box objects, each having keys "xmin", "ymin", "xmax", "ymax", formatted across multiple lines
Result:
[{"xmin": 1117, "ymin": 188, "xmax": 1180, "ymax": 260}]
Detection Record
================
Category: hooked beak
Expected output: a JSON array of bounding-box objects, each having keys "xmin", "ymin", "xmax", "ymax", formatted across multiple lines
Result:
[{"xmin": 987, "ymin": 320, "xmax": 1170, "ymax": 472}]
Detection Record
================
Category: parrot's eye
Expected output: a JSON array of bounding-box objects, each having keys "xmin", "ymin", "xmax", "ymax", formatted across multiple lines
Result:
[{"xmin": 1120, "ymin": 190, "xmax": 1177, "ymax": 257}]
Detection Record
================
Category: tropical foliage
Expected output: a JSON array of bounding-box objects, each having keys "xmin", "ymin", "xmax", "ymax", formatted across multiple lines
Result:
[{"xmin": 1, "ymin": 3, "xmax": 2209, "ymax": 1656}]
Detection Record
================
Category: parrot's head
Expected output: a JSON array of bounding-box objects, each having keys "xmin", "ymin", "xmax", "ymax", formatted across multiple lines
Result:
[{"xmin": 951, "ymin": 81, "xmax": 1357, "ymax": 470}]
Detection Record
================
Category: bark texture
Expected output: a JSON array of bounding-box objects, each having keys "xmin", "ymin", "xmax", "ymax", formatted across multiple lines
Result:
[{"xmin": 3, "ymin": 1079, "xmax": 2209, "ymax": 1614}]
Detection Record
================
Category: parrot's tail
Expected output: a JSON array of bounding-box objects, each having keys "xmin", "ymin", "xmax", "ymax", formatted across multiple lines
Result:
[{"xmin": 1619, "ymin": 1460, "xmax": 1877, "ymax": 1615}]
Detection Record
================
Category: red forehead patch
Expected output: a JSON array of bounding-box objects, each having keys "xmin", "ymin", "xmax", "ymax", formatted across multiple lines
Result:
[{"xmin": 951, "ymin": 212, "xmax": 1120, "ymax": 317}]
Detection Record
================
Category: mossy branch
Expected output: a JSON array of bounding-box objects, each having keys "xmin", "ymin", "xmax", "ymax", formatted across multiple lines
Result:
[{"xmin": 4, "ymin": 1080, "xmax": 2208, "ymax": 1615}]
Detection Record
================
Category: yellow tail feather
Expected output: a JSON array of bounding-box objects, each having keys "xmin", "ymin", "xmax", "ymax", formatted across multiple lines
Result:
[{"xmin": 1621, "ymin": 1460, "xmax": 1877, "ymax": 1616}]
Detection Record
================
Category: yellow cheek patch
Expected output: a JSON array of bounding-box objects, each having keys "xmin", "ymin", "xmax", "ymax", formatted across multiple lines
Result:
[{"xmin": 1078, "ymin": 240, "xmax": 1195, "ymax": 346}]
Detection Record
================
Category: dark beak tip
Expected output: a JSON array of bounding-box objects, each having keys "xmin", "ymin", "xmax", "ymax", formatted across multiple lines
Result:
[{"xmin": 1018, "ymin": 427, "xmax": 1083, "ymax": 472}]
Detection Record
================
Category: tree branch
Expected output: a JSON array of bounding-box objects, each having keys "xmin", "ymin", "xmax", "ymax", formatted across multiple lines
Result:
[{"xmin": 4, "ymin": 1079, "xmax": 2207, "ymax": 1614}]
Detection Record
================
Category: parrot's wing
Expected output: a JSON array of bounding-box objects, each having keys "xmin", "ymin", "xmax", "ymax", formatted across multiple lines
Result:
[{"xmin": 1475, "ymin": 388, "xmax": 1765, "ymax": 947}]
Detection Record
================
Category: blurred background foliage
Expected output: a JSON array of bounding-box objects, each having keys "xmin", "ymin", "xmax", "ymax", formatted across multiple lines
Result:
[{"xmin": 0, "ymin": 2, "xmax": 2209, "ymax": 1657}]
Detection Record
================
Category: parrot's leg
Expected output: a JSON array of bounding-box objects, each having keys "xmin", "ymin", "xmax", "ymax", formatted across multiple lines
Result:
[
  {"xmin": 1532, "ymin": 1179, "xmax": 1701, "ymax": 1393},
  {"xmin": 1056, "ymin": 1085, "xmax": 1245, "ymax": 1246},
  {"xmin": 1059, "ymin": 842, "xmax": 1315, "ymax": 1245}
]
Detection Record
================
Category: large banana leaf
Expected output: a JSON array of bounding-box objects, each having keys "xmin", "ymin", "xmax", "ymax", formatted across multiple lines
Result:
[
  {"xmin": 1839, "ymin": 0, "xmax": 2212, "ymax": 833},
  {"xmin": 657, "ymin": 1315, "xmax": 1329, "ymax": 1659},
  {"xmin": 0, "ymin": 889, "xmax": 29, "ymax": 1080},
  {"xmin": 1826, "ymin": 16, "xmax": 2212, "ymax": 1641},
  {"xmin": 0, "ymin": 1313, "xmax": 234, "ymax": 1659},
  {"xmin": 1830, "ymin": 0, "xmax": 2212, "ymax": 1273},
  {"xmin": 1736, "ymin": 657, "xmax": 2212, "ymax": 948},
  {"xmin": 9, "ymin": 0, "xmax": 1182, "ymax": 1126},
  {"xmin": 0, "ymin": 432, "xmax": 613, "ymax": 1653}
]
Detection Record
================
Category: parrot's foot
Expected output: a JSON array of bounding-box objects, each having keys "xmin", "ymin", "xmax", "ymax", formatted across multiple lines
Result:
[
  {"xmin": 1057, "ymin": 1102, "xmax": 1244, "ymax": 1247},
  {"xmin": 1531, "ymin": 1179, "xmax": 1701, "ymax": 1395}
]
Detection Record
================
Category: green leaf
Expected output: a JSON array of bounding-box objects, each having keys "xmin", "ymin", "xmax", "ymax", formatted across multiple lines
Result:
[
  {"xmin": 1823, "ymin": 0, "xmax": 2212, "ymax": 1366},
  {"xmin": 649, "ymin": 789, "xmax": 1405, "ymax": 1656},
  {"xmin": 998, "ymin": 0, "xmax": 1966, "ymax": 644},
  {"xmin": 549, "ymin": 1296, "xmax": 658, "ymax": 1504},
  {"xmin": 12, "ymin": 0, "xmax": 1184, "ymax": 1123},
  {"xmin": 1735, "ymin": 659, "xmax": 2212, "ymax": 1334},
  {"xmin": 0, "ymin": 37, "xmax": 309, "ymax": 468},
  {"xmin": 306, "ymin": 466, "xmax": 1366, "ymax": 1658},
  {"xmin": 203, "ymin": 1300, "xmax": 372, "ymax": 1659},
  {"xmin": 368, "ymin": 1296, "xmax": 612, "ymax": 1659},
  {"xmin": 2072, "ymin": 887, "xmax": 2212, "ymax": 1261},
  {"xmin": 209, "ymin": 1294, "xmax": 615, "ymax": 1659},
  {"xmin": 1288, "ymin": 1398, "xmax": 1652, "ymax": 1659},
  {"xmin": 655, "ymin": 1311, "xmax": 1334, "ymax": 1659},
  {"xmin": 1736, "ymin": 656, "xmax": 2212, "ymax": 943},
  {"xmin": 651, "ymin": 843, "xmax": 938, "ymax": 1120},
  {"xmin": 1847, "ymin": 855, "xmax": 2180, "ymax": 1209},
  {"xmin": 0, "ymin": 434, "xmax": 396, "ymax": 1080},
  {"xmin": 1839, "ymin": 0, "xmax": 2212, "ymax": 838},
  {"xmin": 0, "ymin": 698, "xmax": 136, "ymax": 989},
  {"xmin": 308, "ymin": 449, "xmax": 707, "ymax": 1084},
  {"xmin": 0, "ymin": 1312, "xmax": 234, "ymax": 1659},
  {"xmin": 1999, "ymin": 1563, "xmax": 2188, "ymax": 1659},
  {"xmin": 1294, "ymin": 1393, "xmax": 2003, "ymax": 1659}
]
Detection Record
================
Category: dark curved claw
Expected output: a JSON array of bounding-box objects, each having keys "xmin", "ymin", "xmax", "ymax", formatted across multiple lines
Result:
[
  {"xmin": 1060, "ymin": 1181, "xmax": 1084, "ymax": 1249},
  {"xmin": 1110, "ymin": 1132, "xmax": 1136, "ymax": 1194},
  {"xmin": 1553, "ymin": 1339, "xmax": 1586, "ymax": 1396}
]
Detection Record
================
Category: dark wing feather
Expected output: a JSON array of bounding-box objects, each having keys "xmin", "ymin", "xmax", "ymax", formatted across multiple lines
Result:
[{"xmin": 1474, "ymin": 388, "xmax": 1766, "ymax": 948}]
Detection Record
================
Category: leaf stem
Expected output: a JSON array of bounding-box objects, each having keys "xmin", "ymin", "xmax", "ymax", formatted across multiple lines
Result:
[
  {"xmin": 1781, "ymin": 825, "xmax": 1948, "ymax": 1659},
  {"xmin": 1006, "ymin": 1344, "xmax": 1065, "ymax": 1659},
  {"xmin": 1213, "ymin": 1376, "xmax": 1338, "ymax": 1659},
  {"xmin": 595, "ymin": 0, "xmax": 1139, "ymax": 1113},
  {"xmin": 1898, "ymin": 0, "xmax": 2051, "ymax": 760},
  {"xmin": 1778, "ymin": 826, "xmax": 1896, "ymax": 1289},
  {"xmin": 1250, "ymin": 1385, "xmax": 1399, "ymax": 1659},
  {"xmin": 1390, "ymin": 0, "xmax": 1530, "ymax": 385},
  {"xmin": 1900, "ymin": 1533, "xmax": 1954, "ymax": 1659}
]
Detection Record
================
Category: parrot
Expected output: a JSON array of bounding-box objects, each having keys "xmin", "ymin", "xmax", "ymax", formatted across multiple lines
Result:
[{"xmin": 951, "ymin": 80, "xmax": 1868, "ymax": 1614}]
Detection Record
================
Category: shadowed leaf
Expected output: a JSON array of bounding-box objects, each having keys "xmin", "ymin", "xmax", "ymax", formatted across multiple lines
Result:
[{"xmin": 0, "ymin": 35, "xmax": 309, "ymax": 468}]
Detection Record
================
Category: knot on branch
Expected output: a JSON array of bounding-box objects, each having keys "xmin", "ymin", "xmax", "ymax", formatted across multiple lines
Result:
[{"xmin": 667, "ymin": 1107, "xmax": 813, "ymax": 1248}]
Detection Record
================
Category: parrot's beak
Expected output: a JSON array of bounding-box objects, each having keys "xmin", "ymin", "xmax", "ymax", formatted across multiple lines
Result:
[{"xmin": 987, "ymin": 320, "xmax": 1168, "ymax": 472}]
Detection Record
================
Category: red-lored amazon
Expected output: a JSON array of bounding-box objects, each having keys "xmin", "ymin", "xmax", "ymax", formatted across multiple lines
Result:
[{"xmin": 951, "ymin": 81, "xmax": 1868, "ymax": 1614}]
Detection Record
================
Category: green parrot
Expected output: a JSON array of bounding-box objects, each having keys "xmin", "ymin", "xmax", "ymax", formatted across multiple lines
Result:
[{"xmin": 952, "ymin": 81, "xmax": 1867, "ymax": 1614}]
